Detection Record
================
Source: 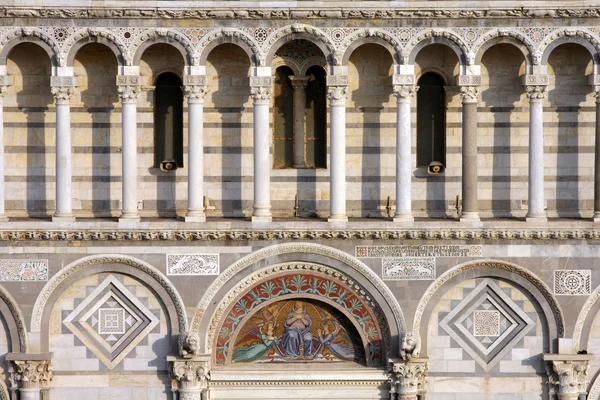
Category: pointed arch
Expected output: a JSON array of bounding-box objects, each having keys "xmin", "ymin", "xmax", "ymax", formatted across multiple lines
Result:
[
  {"xmin": 0, "ymin": 27, "xmax": 58, "ymax": 66},
  {"xmin": 64, "ymin": 28, "xmax": 127, "ymax": 67},
  {"xmin": 413, "ymin": 259, "xmax": 564, "ymax": 354}
]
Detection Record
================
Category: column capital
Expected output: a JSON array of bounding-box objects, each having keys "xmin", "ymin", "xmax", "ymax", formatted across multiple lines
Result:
[
  {"xmin": 544, "ymin": 354, "xmax": 594, "ymax": 399},
  {"xmin": 51, "ymin": 76, "xmax": 77, "ymax": 104},
  {"xmin": 116, "ymin": 75, "xmax": 142, "ymax": 103},
  {"xmin": 250, "ymin": 75, "xmax": 273, "ymax": 105},
  {"xmin": 326, "ymin": 75, "xmax": 349, "ymax": 106},
  {"xmin": 389, "ymin": 358, "xmax": 429, "ymax": 399},
  {"xmin": 0, "ymin": 75, "xmax": 12, "ymax": 97},
  {"xmin": 183, "ymin": 75, "xmax": 209, "ymax": 103},
  {"xmin": 525, "ymin": 85, "xmax": 548, "ymax": 100},
  {"xmin": 523, "ymin": 74, "xmax": 549, "ymax": 100},
  {"xmin": 459, "ymin": 86, "xmax": 480, "ymax": 103},
  {"xmin": 289, "ymin": 75, "xmax": 310, "ymax": 90},
  {"xmin": 6, "ymin": 354, "xmax": 53, "ymax": 390},
  {"xmin": 393, "ymin": 76, "xmax": 417, "ymax": 101},
  {"xmin": 169, "ymin": 355, "xmax": 210, "ymax": 400}
]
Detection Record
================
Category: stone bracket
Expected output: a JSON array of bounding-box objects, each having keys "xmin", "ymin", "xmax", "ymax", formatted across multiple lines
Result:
[
  {"xmin": 393, "ymin": 74, "xmax": 416, "ymax": 86},
  {"xmin": 184, "ymin": 75, "xmax": 208, "ymax": 86},
  {"xmin": 249, "ymin": 76, "xmax": 273, "ymax": 87},
  {"xmin": 50, "ymin": 76, "xmax": 77, "ymax": 88},
  {"xmin": 522, "ymin": 74, "xmax": 549, "ymax": 87},
  {"xmin": 457, "ymin": 74, "xmax": 481, "ymax": 87},
  {"xmin": 326, "ymin": 75, "xmax": 349, "ymax": 87}
]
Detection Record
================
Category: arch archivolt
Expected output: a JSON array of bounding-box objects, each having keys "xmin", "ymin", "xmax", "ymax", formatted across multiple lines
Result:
[
  {"xmin": 472, "ymin": 29, "xmax": 535, "ymax": 65},
  {"xmin": 30, "ymin": 254, "xmax": 187, "ymax": 335},
  {"xmin": 413, "ymin": 259, "xmax": 565, "ymax": 344},
  {"xmin": 263, "ymin": 24, "xmax": 336, "ymax": 67},
  {"xmin": 407, "ymin": 28, "xmax": 471, "ymax": 65},
  {"xmin": 300, "ymin": 58, "xmax": 327, "ymax": 76},
  {"xmin": 416, "ymin": 66, "xmax": 453, "ymax": 86},
  {"xmin": 197, "ymin": 28, "xmax": 261, "ymax": 67},
  {"xmin": 192, "ymin": 243, "xmax": 406, "ymax": 346},
  {"xmin": 63, "ymin": 27, "xmax": 128, "ymax": 67},
  {"xmin": 0, "ymin": 27, "xmax": 60, "ymax": 66},
  {"xmin": 211, "ymin": 262, "xmax": 388, "ymax": 367},
  {"xmin": 573, "ymin": 283, "xmax": 600, "ymax": 352},
  {"xmin": 272, "ymin": 57, "xmax": 301, "ymax": 76},
  {"xmin": 0, "ymin": 283, "xmax": 28, "ymax": 354},
  {"xmin": 131, "ymin": 28, "xmax": 196, "ymax": 66},
  {"xmin": 339, "ymin": 28, "xmax": 402, "ymax": 65},
  {"xmin": 539, "ymin": 28, "xmax": 600, "ymax": 65}
]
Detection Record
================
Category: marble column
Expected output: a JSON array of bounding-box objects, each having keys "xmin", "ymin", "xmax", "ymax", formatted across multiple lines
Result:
[
  {"xmin": 392, "ymin": 76, "xmax": 416, "ymax": 222},
  {"xmin": 7, "ymin": 356, "xmax": 53, "ymax": 400},
  {"xmin": 250, "ymin": 76, "xmax": 273, "ymax": 223},
  {"xmin": 327, "ymin": 75, "xmax": 349, "ymax": 222},
  {"xmin": 389, "ymin": 358, "xmax": 429, "ymax": 400},
  {"xmin": 544, "ymin": 354, "xmax": 594, "ymax": 400},
  {"xmin": 50, "ymin": 76, "xmax": 77, "ymax": 222},
  {"xmin": 524, "ymin": 76, "xmax": 549, "ymax": 222},
  {"xmin": 183, "ymin": 75, "xmax": 209, "ymax": 223},
  {"xmin": 169, "ymin": 355, "xmax": 210, "ymax": 400},
  {"xmin": 594, "ymin": 85, "xmax": 600, "ymax": 221},
  {"xmin": 459, "ymin": 80, "xmax": 481, "ymax": 221},
  {"xmin": 117, "ymin": 75, "xmax": 142, "ymax": 223},
  {"xmin": 0, "ymin": 76, "xmax": 11, "ymax": 222},
  {"xmin": 290, "ymin": 76, "xmax": 309, "ymax": 168}
]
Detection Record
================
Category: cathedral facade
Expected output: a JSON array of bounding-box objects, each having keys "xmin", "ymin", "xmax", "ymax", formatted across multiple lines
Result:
[{"xmin": 0, "ymin": 1, "xmax": 598, "ymax": 399}]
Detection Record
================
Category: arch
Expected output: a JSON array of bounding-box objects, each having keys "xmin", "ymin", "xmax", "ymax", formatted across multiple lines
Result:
[
  {"xmin": 132, "ymin": 29, "xmax": 193, "ymax": 66},
  {"xmin": 416, "ymin": 66, "xmax": 452, "ymax": 86},
  {"xmin": 340, "ymin": 29, "xmax": 401, "ymax": 65},
  {"xmin": 65, "ymin": 28, "xmax": 126, "ymax": 67},
  {"xmin": 264, "ymin": 24, "xmax": 335, "ymax": 67},
  {"xmin": 589, "ymin": 373, "xmax": 600, "ymax": 400},
  {"xmin": 474, "ymin": 30, "xmax": 534, "ymax": 65},
  {"xmin": 212, "ymin": 263, "xmax": 388, "ymax": 367},
  {"xmin": 198, "ymin": 28, "xmax": 260, "ymax": 66},
  {"xmin": 299, "ymin": 58, "xmax": 327, "ymax": 76},
  {"xmin": 272, "ymin": 57, "xmax": 301, "ymax": 77},
  {"xmin": 0, "ymin": 283, "xmax": 28, "ymax": 353},
  {"xmin": 192, "ymin": 243, "xmax": 406, "ymax": 353},
  {"xmin": 30, "ymin": 254, "xmax": 187, "ymax": 349},
  {"xmin": 0, "ymin": 27, "xmax": 58, "ymax": 66},
  {"xmin": 540, "ymin": 29, "xmax": 600, "ymax": 65},
  {"xmin": 413, "ymin": 259, "xmax": 564, "ymax": 353},
  {"xmin": 408, "ymin": 29, "xmax": 470, "ymax": 66},
  {"xmin": 573, "ymin": 283, "xmax": 600, "ymax": 352}
]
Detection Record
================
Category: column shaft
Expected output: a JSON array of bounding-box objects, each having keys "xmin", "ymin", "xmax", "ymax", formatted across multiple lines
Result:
[
  {"xmin": 0, "ymin": 93, "xmax": 7, "ymax": 221},
  {"xmin": 527, "ymin": 97, "xmax": 546, "ymax": 221},
  {"xmin": 393, "ymin": 85, "xmax": 414, "ymax": 222},
  {"xmin": 594, "ymin": 95, "xmax": 600, "ymax": 220},
  {"xmin": 328, "ymin": 85, "xmax": 348, "ymax": 222},
  {"xmin": 461, "ymin": 93, "xmax": 480, "ymax": 221},
  {"xmin": 290, "ymin": 77, "xmax": 309, "ymax": 168},
  {"xmin": 19, "ymin": 388, "xmax": 40, "ymax": 400},
  {"xmin": 186, "ymin": 100, "xmax": 205, "ymax": 222},
  {"xmin": 121, "ymin": 100, "xmax": 139, "ymax": 221},
  {"xmin": 251, "ymin": 85, "xmax": 272, "ymax": 223}
]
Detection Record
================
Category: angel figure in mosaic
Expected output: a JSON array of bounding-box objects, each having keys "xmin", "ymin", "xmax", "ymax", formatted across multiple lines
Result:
[
  {"xmin": 317, "ymin": 319, "xmax": 364, "ymax": 362},
  {"xmin": 232, "ymin": 320, "xmax": 280, "ymax": 363}
]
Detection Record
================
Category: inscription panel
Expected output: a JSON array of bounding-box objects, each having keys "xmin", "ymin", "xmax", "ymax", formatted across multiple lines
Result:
[
  {"xmin": 356, "ymin": 245, "xmax": 482, "ymax": 258},
  {"xmin": 382, "ymin": 257, "xmax": 435, "ymax": 280},
  {"xmin": 0, "ymin": 259, "xmax": 48, "ymax": 281}
]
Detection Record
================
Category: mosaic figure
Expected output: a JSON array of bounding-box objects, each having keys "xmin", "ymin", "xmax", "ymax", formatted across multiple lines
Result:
[{"xmin": 282, "ymin": 301, "xmax": 313, "ymax": 358}]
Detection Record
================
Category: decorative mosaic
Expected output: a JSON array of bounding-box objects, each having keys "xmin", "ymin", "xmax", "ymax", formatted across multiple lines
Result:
[
  {"xmin": 215, "ymin": 270, "xmax": 384, "ymax": 367},
  {"xmin": 473, "ymin": 310, "xmax": 500, "ymax": 337},
  {"xmin": 274, "ymin": 39, "xmax": 324, "ymax": 63},
  {"xmin": 382, "ymin": 257, "xmax": 435, "ymax": 280},
  {"xmin": 0, "ymin": 259, "xmax": 48, "ymax": 281},
  {"xmin": 439, "ymin": 279, "xmax": 535, "ymax": 371},
  {"xmin": 356, "ymin": 245, "xmax": 482, "ymax": 258},
  {"xmin": 232, "ymin": 299, "xmax": 365, "ymax": 365},
  {"xmin": 554, "ymin": 270, "xmax": 591, "ymax": 296},
  {"xmin": 166, "ymin": 254, "xmax": 219, "ymax": 276},
  {"xmin": 62, "ymin": 275, "xmax": 160, "ymax": 369}
]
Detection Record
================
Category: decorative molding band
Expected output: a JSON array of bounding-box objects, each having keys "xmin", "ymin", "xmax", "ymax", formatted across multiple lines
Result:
[
  {"xmin": 208, "ymin": 380, "xmax": 387, "ymax": 386},
  {"xmin": 6, "ymin": 7, "xmax": 600, "ymax": 20},
  {"xmin": 2, "ymin": 229, "xmax": 600, "ymax": 242}
]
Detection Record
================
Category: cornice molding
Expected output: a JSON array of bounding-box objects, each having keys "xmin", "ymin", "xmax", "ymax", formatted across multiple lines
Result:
[
  {"xmin": 5, "ymin": 7, "xmax": 600, "ymax": 20},
  {"xmin": 1, "ymin": 229, "xmax": 600, "ymax": 242}
]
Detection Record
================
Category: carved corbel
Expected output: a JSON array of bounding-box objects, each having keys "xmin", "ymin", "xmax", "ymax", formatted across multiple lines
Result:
[
  {"xmin": 389, "ymin": 358, "xmax": 428, "ymax": 400},
  {"xmin": 544, "ymin": 354, "xmax": 595, "ymax": 400},
  {"xmin": 168, "ymin": 355, "xmax": 210, "ymax": 400}
]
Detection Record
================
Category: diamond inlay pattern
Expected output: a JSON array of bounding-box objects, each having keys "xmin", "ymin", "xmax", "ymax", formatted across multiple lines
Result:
[{"xmin": 63, "ymin": 275, "xmax": 159, "ymax": 369}]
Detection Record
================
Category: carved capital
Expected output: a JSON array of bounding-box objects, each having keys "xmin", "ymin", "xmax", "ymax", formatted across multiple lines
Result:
[
  {"xmin": 116, "ymin": 75, "xmax": 142, "ymax": 103},
  {"xmin": 51, "ymin": 86, "xmax": 74, "ymax": 104},
  {"xmin": 0, "ymin": 75, "xmax": 12, "ymax": 97},
  {"xmin": 389, "ymin": 359, "xmax": 428, "ymax": 398},
  {"xmin": 170, "ymin": 356, "xmax": 210, "ymax": 395},
  {"xmin": 250, "ymin": 86, "xmax": 272, "ymax": 105},
  {"xmin": 183, "ymin": 84, "xmax": 210, "ymax": 103},
  {"xmin": 8, "ymin": 360, "xmax": 52, "ymax": 390},
  {"xmin": 525, "ymin": 85, "xmax": 548, "ymax": 100},
  {"xmin": 289, "ymin": 76, "xmax": 310, "ymax": 90},
  {"xmin": 544, "ymin": 354, "xmax": 594, "ymax": 397},
  {"xmin": 460, "ymin": 86, "xmax": 480, "ymax": 103},
  {"xmin": 393, "ymin": 85, "xmax": 417, "ymax": 100},
  {"xmin": 327, "ymin": 86, "xmax": 348, "ymax": 106}
]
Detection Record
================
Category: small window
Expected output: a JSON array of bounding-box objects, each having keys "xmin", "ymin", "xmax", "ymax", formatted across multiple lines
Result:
[
  {"xmin": 416, "ymin": 72, "xmax": 446, "ymax": 168},
  {"xmin": 154, "ymin": 72, "xmax": 183, "ymax": 170},
  {"xmin": 305, "ymin": 66, "xmax": 327, "ymax": 168},
  {"xmin": 273, "ymin": 66, "xmax": 294, "ymax": 169}
]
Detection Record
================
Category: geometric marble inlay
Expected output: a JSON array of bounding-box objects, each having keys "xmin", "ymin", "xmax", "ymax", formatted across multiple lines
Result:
[
  {"xmin": 440, "ymin": 279, "xmax": 535, "ymax": 371},
  {"xmin": 554, "ymin": 270, "xmax": 591, "ymax": 296},
  {"xmin": 63, "ymin": 275, "xmax": 159, "ymax": 369}
]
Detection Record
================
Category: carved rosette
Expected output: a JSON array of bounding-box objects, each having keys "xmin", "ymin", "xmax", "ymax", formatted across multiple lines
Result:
[
  {"xmin": 9, "ymin": 360, "xmax": 52, "ymax": 390},
  {"xmin": 116, "ymin": 75, "xmax": 142, "ymax": 103},
  {"xmin": 459, "ymin": 86, "xmax": 480, "ymax": 103},
  {"xmin": 546, "ymin": 360, "xmax": 590, "ymax": 398},
  {"xmin": 389, "ymin": 359, "xmax": 428, "ymax": 400},
  {"xmin": 171, "ymin": 358, "xmax": 210, "ymax": 394}
]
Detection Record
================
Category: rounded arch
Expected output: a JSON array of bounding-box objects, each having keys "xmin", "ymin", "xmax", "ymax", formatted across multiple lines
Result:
[
  {"xmin": 300, "ymin": 58, "xmax": 327, "ymax": 76},
  {"xmin": 540, "ymin": 30, "xmax": 600, "ymax": 65},
  {"xmin": 0, "ymin": 28, "xmax": 58, "ymax": 66},
  {"xmin": 132, "ymin": 29, "xmax": 193, "ymax": 66},
  {"xmin": 65, "ymin": 28, "xmax": 126, "ymax": 67},
  {"xmin": 192, "ymin": 243, "xmax": 406, "ymax": 354},
  {"xmin": 413, "ymin": 259, "xmax": 564, "ymax": 354},
  {"xmin": 573, "ymin": 283, "xmax": 600, "ymax": 352},
  {"xmin": 588, "ymin": 373, "xmax": 600, "ymax": 400},
  {"xmin": 0, "ymin": 283, "xmax": 28, "ymax": 354},
  {"xmin": 416, "ymin": 67, "xmax": 452, "ymax": 86},
  {"xmin": 264, "ymin": 25, "xmax": 335, "ymax": 67},
  {"xmin": 272, "ymin": 58, "xmax": 301, "ymax": 77},
  {"xmin": 474, "ymin": 31, "xmax": 533, "ymax": 65},
  {"xmin": 340, "ymin": 29, "xmax": 401, "ymax": 65},
  {"xmin": 213, "ymin": 263, "xmax": 388, "ymax": 367},
  {"xmin": 408, "ymin": 29, "xmax": 470, "ymax": 65},
  {"xmin": 198, "ymin": 28, "xmax": 260, "ymax": 67},
  {"xmin": 30, "ymin": 254, "xmax": 187, "ymax": 350}
]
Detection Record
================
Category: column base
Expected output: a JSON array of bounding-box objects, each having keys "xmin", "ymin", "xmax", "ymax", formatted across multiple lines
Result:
[
  {"xmin": 185, "ymin": 210, "xmax": 206, "ymax": 223},
  {"xmin": 393, "ymin": 213, "xmax": 414, "ymax": 223},
  {"xmin": 557, "ymin": 393, "xmax": 580, "ymax": 400},
  {"xmin": 251, "ymin": 215, "xmax": 272, "ymax": 223},
  {"xmin": 460, "ymin": 212, "xmax": 480, "ymax": 222},
  {"xmin": 593, "ymin": 211, "xmax": 600, "ymax": 222},
  {"xmin": 397, "ymin": 394, "xmax": 418, "ymax": 400},
  {"xmin": 328, "ymin": 215, "xmax": 348, "ymax": 223},
  {"xmin": 119, "ymin": 213, "xmax": 141, "ymax": 224},
  {"xmin": 0, "ymin": 215, "xmax": 9, "ymax": 222},
  {"xmin": 293, "ymin": 163, "xmax": 307, "ymax": 169},
  {"xmin": 252, "ymin": 204, "xmax": 272, "ymax": 222},
  {"xmin": 525, "ymin": 213, "xmax": 548, "ymax": 223},
  {"xmin": 52, "ymin": 214, "xmax": 75, "ymax": 223}
]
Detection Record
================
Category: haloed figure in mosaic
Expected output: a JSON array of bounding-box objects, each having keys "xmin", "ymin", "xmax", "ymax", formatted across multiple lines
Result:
[
  {"xmin": 233, "ymin": 320, "xmax": 280, "ymax": 363},
  {"xmin": 317, "ymin": 319, "xmax": 364, "ymax": 362},
  {"xmin": 282, "ymin": 301, "xmax": 313, "ymax": 358}
]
